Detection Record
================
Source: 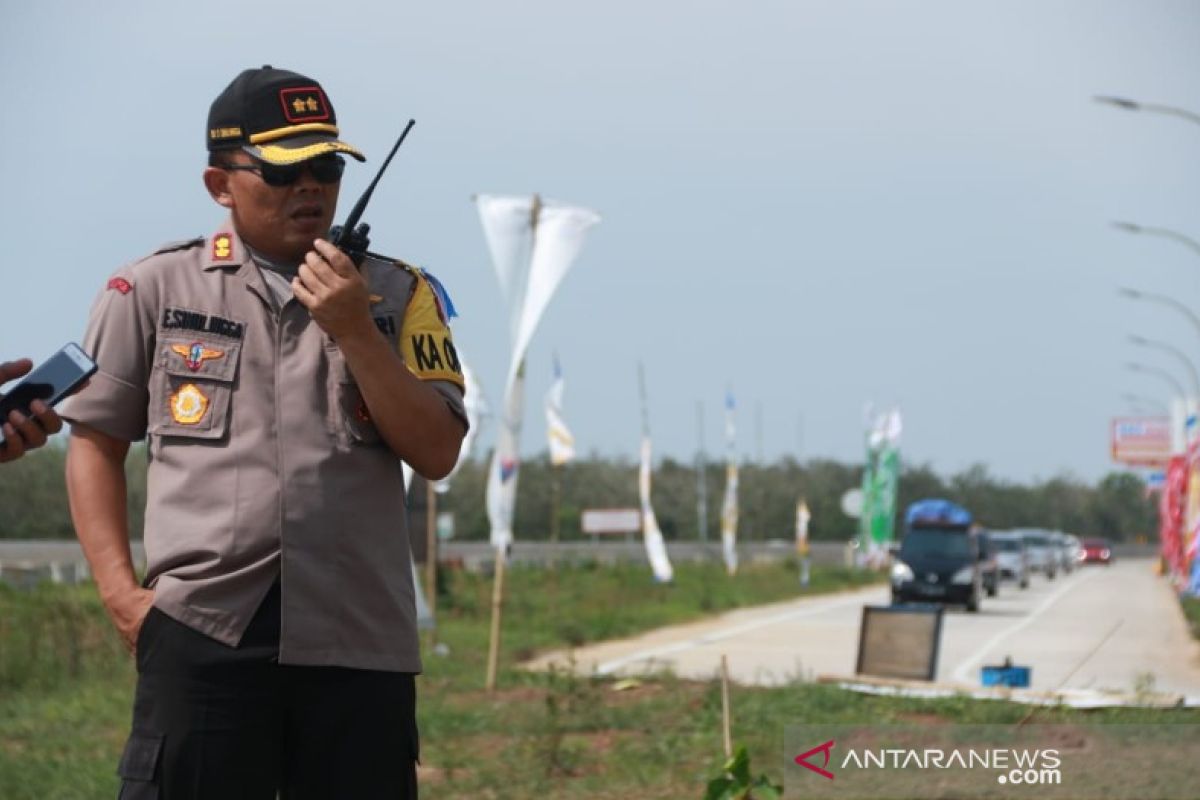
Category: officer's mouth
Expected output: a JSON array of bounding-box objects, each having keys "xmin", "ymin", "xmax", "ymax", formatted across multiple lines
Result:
[{"xmin": 289, "ymin": 204, "xmax": 325, "ymax": 230}]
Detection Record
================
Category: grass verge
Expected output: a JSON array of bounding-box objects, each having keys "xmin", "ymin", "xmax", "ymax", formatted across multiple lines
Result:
[
  {"xmin": 1181, "ymin": 594, "xmax": 1200, "ymax": 641},
  {"xmin": 3, "ymin": 561, "xmax": 1196, "ymax": 799}
]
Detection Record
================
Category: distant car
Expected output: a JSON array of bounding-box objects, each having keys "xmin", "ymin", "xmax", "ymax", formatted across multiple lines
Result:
[
  {"xmin": 1059, "ymin": 533, "xmax": 1082, "ymax": 573},
  {"xmin": 1080, "ymin": 537, "xmax": 1114, "ymax": 565},
  {"xmin": 978, "ymin": 531, "xmax": 999, "ymax": 597},
  {"xmin": 891, "ymin": 499, "xmax": 983, "ymax": 612},
  {"xmin": 1019, "ymin": 529, "xmax": 1057, "ymax": 579},
  {"xmin": 989, "ymin": 531, "xmax": 1030, "ymax": 589},
  {"xmin": 1047, "ymin": 532, "xmax": 1075, "ymax": 575}
]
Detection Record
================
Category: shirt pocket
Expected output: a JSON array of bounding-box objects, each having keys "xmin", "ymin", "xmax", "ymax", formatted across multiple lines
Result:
[
  {"xmin": 326, "ymin": 344, "xmax": 383, "ymax": 447},
  {"xmin": 149, "ymin": 336, "xmax": 241, "ymax": 440}
]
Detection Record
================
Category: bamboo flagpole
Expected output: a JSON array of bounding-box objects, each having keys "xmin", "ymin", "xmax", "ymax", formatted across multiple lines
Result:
[
  {"xmin": 550, "ymin": 465, "xmax": 562, "ymax": 546},
  {"xmin": 484, "ymin": 546, "xmax": 507, "ymax": 692},
  {"xmin": 720, "ymin": 654, "xmax": 733, "ymax": 758},
  {"xmin": 476, "ymin": 193, "xmax": 600, "ymax": 690},
  {"xmin": 425, "ymin": 479, "xmax": 438, "ymax": 641}
]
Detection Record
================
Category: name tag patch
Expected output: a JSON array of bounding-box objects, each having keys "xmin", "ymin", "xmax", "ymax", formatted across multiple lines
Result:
[{"xmin": 162, "ymin": 308, "xmax": 245, "ymax": 340}]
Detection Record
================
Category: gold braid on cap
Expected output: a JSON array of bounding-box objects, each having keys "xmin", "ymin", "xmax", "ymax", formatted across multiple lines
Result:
[
  {"xmin": 249, "ymin": 122, "xmax": 340, "ymax": 144},
  {"xmin": 252, "ymin": 141, "xmax": 365, "ymax": 165}
]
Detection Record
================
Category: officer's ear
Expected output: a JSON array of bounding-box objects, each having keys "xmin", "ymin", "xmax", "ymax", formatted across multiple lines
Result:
[{"xmin": 203, "ymin": 166, "xmax": 235, "ymax": 209}]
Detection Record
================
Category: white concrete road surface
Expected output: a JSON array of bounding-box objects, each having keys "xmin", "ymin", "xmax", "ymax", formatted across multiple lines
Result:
[{"xmin": 527, "ymin": 559, "xmax": 1200, "ymax": 698}]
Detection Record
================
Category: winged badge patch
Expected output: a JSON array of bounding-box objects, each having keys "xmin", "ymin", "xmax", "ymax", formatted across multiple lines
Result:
[{"xmin": 171, "ymin": 342, "xmax": 225, "ymax": 371}]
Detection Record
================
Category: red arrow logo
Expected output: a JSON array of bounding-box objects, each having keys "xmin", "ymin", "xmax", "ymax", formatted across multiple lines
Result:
[{"xmin": 795, "ymin": 739, "xmax": 836, "ymax": 780}]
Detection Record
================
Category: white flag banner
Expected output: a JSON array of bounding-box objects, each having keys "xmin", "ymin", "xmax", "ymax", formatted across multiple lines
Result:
[
  {"xmin": 506, "ymin": 203, "xmax": 601, "ymax": 391},
  {"xmin": 721, "ymin": 463, "xmax": 739, "ymax": 575},
  {"xmin": 638, "ymin": 436, "xmax": 674, "ymax": 582},
  {"xmin": 400, "ymin": 463, "xmax": 435, "ymax": 629},
  {"xmin": 866, "ymin": 407, "xmax": 902, "ymax": 450},
  {"xmin": 796, "ymin": 499, "xmax": 811, "ymax": 554},
  {"xmin": 436, "ymin": 358, "xmax": 489, "ymax": 493},
  {"xmin": 546, "ymin": 357, "xmax": 575, "ymax": 467},
  {"xmin": 476, "ymin": 195, "xmax": 599, "ymax": 550},
  {"xmin": 412, "ymin": 560, "xmax": 434, "ymax": 630},
  {"xmin": 475, "ymin": 194, "xmax": 536, "ymax": 338},
  {"xmin": 486, "ymin": 364, "xmax": 525, "ymax": 549},
  {"xmin": 796, "ymin": 497, "xmax": 812, "ymax": 587},
  {"xmin": 720, "ymin": 390, "xmax": 739, "ymax": 575}
]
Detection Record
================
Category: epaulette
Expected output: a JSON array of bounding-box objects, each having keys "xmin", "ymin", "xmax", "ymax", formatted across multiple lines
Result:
[
  {"xmin": 153, "ymin": 237, "xmax": 205, "ymax": 256},
  {"xmin": 364, "ymin": 250, "xmax": 415, "ymax": 272},
  {"xmin": 362, "ymin": 251, "xmax": 458, "ymax": 319}
]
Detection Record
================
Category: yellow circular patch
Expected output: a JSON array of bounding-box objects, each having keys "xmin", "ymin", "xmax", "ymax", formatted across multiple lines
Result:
[{"xmin": 171, "ymin": 383, "xmax": 209, "ymax": 425}]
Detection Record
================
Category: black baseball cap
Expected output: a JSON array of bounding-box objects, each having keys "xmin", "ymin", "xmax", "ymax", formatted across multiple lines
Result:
[{"xmin": 207, "ymin": 65, "xmax": 365, "ymax": 165}]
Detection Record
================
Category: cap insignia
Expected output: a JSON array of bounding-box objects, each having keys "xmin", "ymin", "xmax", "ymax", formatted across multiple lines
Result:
[{"xmin": 279, "ymin": 86, "xmax": 330, "ymax": 123}]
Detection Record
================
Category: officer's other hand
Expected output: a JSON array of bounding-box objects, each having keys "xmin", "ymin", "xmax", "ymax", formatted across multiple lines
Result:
[
  {"xmin": 292, "ymin": 239, "xmax": 374, "ymax": 341},
  {"xmin": 0, "ymin": 359, "xmax": 65, "ymax": 463},
  {"xmin": 107, "ymin": 587, "xmax": 156, "ymax": 654}
]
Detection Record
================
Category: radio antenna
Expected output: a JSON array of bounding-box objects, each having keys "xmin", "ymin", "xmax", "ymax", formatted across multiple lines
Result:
[{"xmin": 330, "ymin": 118, "xmax": 416, "ymax": 263}]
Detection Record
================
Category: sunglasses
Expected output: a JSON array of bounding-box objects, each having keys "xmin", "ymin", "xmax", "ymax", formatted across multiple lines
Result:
[{"xmin": 223, "ymin": 154, "xmax": 346, "ymax": 187}]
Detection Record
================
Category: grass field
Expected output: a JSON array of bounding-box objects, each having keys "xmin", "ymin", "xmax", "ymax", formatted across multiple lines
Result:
[
  {"xmin": 3, "ymin": 560, "xmax": 1197, "ymax": 799},
  {"xmin": 1182, "ymin": 595, "xmax": 1200, "ymax": 642}
]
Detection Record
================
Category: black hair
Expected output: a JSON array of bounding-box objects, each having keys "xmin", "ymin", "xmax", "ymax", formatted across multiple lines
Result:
[{"xmin": 207, "ymin": 151, "xmax": 244, "ymax": 168}]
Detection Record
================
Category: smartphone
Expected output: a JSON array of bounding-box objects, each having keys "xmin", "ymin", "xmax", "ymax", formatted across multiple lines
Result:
[{"xmin": 0, "ymin": 343, "xmax": 98, "ymax": 421}]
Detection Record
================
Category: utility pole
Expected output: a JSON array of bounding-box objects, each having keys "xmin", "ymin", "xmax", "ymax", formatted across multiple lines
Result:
[
  {"xmin": 755, "ymin": 401, "xmax": 764, "ymax": 464},
  {"xmin": 796, "ymin": 411, "xmax": 804, "ymax": 461},
  {"xmin": 697, "ymin": 400, "xmax": 708, "ymax": 542}
]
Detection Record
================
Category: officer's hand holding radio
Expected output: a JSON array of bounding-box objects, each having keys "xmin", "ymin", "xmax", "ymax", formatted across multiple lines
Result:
[{"xmin": 291, "ymin": 238, "xmax": 374, "ymax": 342}]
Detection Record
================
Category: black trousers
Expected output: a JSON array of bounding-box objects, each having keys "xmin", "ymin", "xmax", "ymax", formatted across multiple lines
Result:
[{"xmin": 117, "ymin": 583, "xmax": 419, "ymax": 799}]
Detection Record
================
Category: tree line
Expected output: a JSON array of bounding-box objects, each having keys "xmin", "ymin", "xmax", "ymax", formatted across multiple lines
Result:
[{"xmin": 2, "ymin": 442, "xmax": 1157, "ymax": 543}]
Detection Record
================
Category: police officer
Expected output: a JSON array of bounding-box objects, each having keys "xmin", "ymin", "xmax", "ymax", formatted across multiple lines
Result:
[
  {"xmin": 0, "ymin": 359, "xmax": 66, "ymax": 462},
  {"xmin": 63, "ymin": 66, "xmax": 466, "ymax": 798}
]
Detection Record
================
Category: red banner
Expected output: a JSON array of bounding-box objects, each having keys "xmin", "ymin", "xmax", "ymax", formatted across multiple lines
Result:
[{"xmin": 1161, "ymin": 455, "xmax": 1188, "ymax": 583}]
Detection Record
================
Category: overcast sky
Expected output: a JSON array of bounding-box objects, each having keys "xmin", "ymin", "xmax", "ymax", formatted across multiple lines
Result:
[{"xmin": 4, "ymin": 0, "xmax": 1199, "ymax": 482}]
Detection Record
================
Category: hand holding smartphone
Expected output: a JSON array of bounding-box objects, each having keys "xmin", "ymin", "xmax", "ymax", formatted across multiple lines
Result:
[{"xmin": 0, "ymin": 344, "xmax": 97, "ymax": 460}]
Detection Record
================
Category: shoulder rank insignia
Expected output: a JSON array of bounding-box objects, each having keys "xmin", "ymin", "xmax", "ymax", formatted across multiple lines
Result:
[
  {"xmin": 171, "ymin": 342, "xmax": 225, "ymax": 371},
  {"xmin": 107, "ymin": 277, "xmax": 133, "ymax": 295},
  {"xmin": 170, "ymin": 383, "xmax": 209, "ymax": 425},
  {"xmin": 212, "ymin": 233, "xmax": 234, "ymax": 261}
]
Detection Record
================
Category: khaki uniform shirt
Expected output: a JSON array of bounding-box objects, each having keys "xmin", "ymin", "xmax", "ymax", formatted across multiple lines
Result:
[{"xmin": 63, "ymin": 222, "xmax": 466, "ymax": 672}]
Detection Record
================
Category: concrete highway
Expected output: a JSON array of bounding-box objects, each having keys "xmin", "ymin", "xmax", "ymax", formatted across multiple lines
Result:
[
  {"xmin": 8, "ymin": 539, "xmax": 1194, "ymax": 698},
  {"xmin": 529, "ymin": 558, "xmax": 1200, "ymax": 699}
]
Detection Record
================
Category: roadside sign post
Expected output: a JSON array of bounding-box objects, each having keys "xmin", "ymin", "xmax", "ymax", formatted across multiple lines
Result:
[
  {"xmin": 856, "ymin": 604, "xmax": 944, "ymax": 682},
  {"xmin": 581, "ymin": 508, "xmax": 642, "ymax": 547}
]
